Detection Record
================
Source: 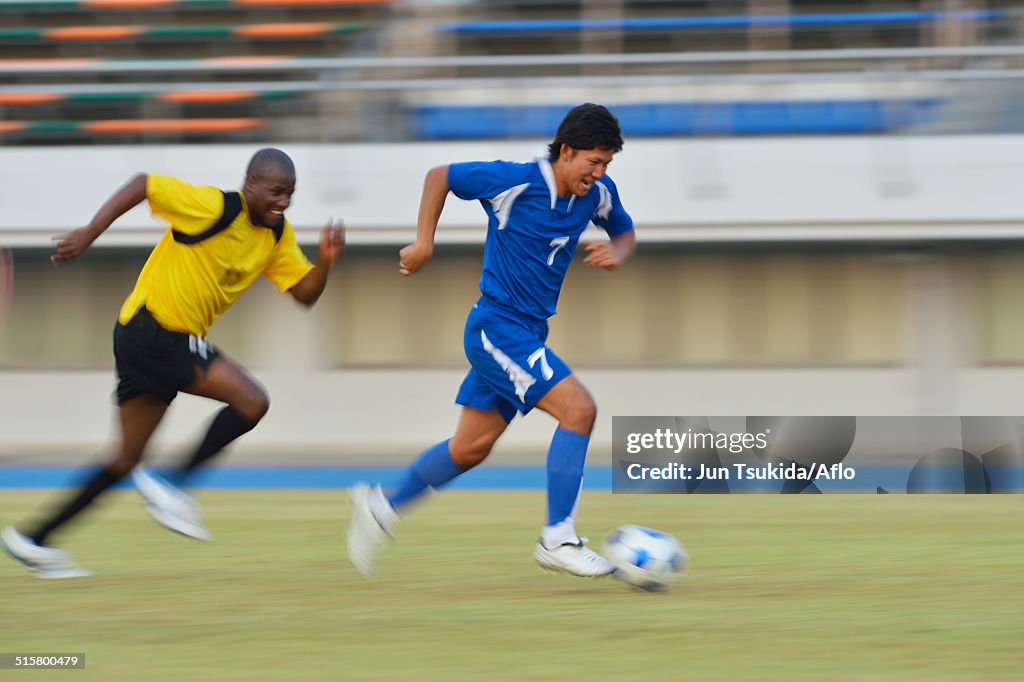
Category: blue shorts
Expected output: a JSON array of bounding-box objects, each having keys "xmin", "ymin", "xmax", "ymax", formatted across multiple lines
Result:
[{"xmin": 455, "ymin": 298, "xmax": 572, "ymax": 423}]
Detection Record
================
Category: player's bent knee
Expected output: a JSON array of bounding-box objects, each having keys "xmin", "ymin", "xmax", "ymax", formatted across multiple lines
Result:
[
  {"xmin": 239, "ymin": 393, "xmax": 270, "ymax": 424},
  {"xmin": 562, "ymin": 399, "xmax": 597, "ymax": 434},
  {"xmin": 449, "ymin": 439, "xmax": 495, "ymax": 469},
  {"xmin": 235, "ymin": 376, "xmax": 270, "ymax": 420},
  {"xmin": 255, "ymin": 392, "xmax": 270, "ymax": 419},
  {"xmin": 450, "ymin": 450, "xmax": 489, "ymax": 469}
]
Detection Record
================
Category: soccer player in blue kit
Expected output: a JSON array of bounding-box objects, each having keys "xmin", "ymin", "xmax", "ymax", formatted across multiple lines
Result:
[{"xmin": 347, "ymin": 103, "xmax": 636, "ymax": 579}]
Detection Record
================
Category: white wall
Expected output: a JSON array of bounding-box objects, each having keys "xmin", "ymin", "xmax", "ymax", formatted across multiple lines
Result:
[
  {"xmin": 2, "ymin": 364, "xmax": 1022, "ymax": 462},
  {"xmin": 0, "ymin": 367, "xmax": 948, "ymax": 462},
  {"xmin": 3, "ymin": 136, "xmax": 1024, "ymax": 248}
]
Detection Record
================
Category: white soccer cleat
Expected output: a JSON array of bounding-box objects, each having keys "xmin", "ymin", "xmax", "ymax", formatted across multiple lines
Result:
[
  {"xmin": 132, "ymin": 467, "xmax": 212, "ymax": 541},
  {"xmin": 534, "ymin": 537, "xmax": 616, "ymax": 578},
  {"xmin": 346, "ymin": 483, "xmax": 399, "ymax": 579},
  {"xmin": 1, "ymin": 525, "xmax": 94, "ymax": 579}
]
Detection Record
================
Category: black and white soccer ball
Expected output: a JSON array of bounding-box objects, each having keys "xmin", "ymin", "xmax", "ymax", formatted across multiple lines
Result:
[{"xmin": 603, "ymin": 525, "xmax": 687, "ymax": 591}]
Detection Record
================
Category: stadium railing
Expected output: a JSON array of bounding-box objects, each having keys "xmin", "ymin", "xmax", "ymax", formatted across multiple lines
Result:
[
  {"xmin": 441, "ymin": 10, "xmax": 1008, "ymax": 34},
  {"xmin": 438, "ymin": 4, "xmax": 1018, "ymax": 55}
]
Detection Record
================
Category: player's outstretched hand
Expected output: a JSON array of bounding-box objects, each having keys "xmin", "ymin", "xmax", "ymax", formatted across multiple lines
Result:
[
  {"xmin": 582, "ymin": 240, "xmax": 622, "ymax": 271},
  {"xmin": 399, "ymin": 241, "xmax": 433, "ymax": 276},
  {"xmin": 319, "ymin": 218, "xmax": 345, "ymax": 265},
  {"xmin": 51, "ymin": 227, "xmax": 97, "ymax": 265}
]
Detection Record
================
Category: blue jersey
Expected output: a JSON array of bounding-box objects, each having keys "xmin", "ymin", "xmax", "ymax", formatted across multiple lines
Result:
[{"xmin": 448, "ymin": 157, "xmax": 633, "ymax": 321}]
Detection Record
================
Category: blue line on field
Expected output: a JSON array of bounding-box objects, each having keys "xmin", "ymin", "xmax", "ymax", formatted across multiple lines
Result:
[
  {"xmin": 1, "ymin": 464, "xmax": 1007, "ymax": 492},
  {"xmin": 0, "ymin": 466, "xmax": 588, "ymax": 490}
]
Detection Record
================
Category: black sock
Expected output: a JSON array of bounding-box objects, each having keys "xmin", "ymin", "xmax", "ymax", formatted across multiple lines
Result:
[
  {"xmin": 30, "ymin": 465, "xmax": 125, "ymax": 546},
  {"xmin": 171, "ymin": 406, "xmax": 258, "ymax": 486}
]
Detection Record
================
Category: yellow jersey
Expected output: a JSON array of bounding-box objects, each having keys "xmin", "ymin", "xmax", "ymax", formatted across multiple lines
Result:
[{"xmin": 118, "ymin": 174, "xmax": 314, "ymax": 336}]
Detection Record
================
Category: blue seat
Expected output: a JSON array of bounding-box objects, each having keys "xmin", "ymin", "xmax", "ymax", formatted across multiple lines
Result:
[{"xmin": 410, "ymin": 99, "xmax": 944, "ymax": 139}]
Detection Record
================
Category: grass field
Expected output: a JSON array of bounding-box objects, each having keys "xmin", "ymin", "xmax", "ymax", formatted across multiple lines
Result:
[{"xmin": 1, "ymin": 490, "xmax": 1022, "ymax": 681}]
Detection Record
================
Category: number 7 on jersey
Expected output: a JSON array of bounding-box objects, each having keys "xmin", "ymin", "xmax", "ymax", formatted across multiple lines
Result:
[{"xmin": 547, "ymin": 236, "xmax": 570, "ymax": 266}]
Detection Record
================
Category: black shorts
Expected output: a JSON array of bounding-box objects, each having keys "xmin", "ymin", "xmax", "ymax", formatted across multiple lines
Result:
[{"xmin": 113, "ymin": 308, "xmax": 220, "ymax": 405}]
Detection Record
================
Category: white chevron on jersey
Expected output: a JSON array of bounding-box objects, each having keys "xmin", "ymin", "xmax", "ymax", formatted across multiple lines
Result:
[
  {"xmin": 594, "ymin": 181, "xmax": 613, "ymax": 221},
  {"xmin": 488, "ymin": 182, "xmax": 531, "ymax": 230}
]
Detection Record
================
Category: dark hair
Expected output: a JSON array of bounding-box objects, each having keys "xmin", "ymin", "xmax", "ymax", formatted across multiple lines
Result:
[
  {"xmin": 546, "ymin": 103, "xmax": 624, "ymax": 161},
  {"xmin": 246, "ymin": 148, "xmax": 295, "ymax": 180}
]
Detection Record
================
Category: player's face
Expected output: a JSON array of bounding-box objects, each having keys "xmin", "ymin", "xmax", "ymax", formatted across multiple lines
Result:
[
  {"xmin": 245, "ymin": 167, "xmax": 295, "ymax": 229},
  {"xmin": 558, "ymin": 145, "xmax": 615, "ymax": 197}
]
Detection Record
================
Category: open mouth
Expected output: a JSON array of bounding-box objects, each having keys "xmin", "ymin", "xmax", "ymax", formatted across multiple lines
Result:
[{"xmin": 261, "ymin": 209, "xmax": 285, "ymax": 227}]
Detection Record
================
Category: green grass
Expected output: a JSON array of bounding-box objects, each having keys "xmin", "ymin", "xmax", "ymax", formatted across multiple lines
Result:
[{"xmin": 1, "ymin": 491, "xmax": 1022, "ymax": 681}]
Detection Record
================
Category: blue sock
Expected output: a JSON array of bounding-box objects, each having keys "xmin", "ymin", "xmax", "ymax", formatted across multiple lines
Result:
[
  {"xmin": 546, "ymin": 428, "xmax": 589, "ymax": 526},
  {"xmin": 387, "ymin": 440, "xmax": 465, "ymax": 510}
]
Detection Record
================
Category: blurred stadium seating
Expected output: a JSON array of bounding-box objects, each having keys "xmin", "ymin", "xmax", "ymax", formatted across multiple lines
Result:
[
  {"xmin": 1, "ymin": 0, "xmax": 1023, "ymax": 144},
  {"xmin": 0, "ymin": 0, "xmax": 392, "ymax": 143}
]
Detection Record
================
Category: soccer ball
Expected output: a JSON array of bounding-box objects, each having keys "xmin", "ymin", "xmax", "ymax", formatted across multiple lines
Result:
[{"xmin": 602, "ymin": 525, "xmax": 687, "ymax": 591}]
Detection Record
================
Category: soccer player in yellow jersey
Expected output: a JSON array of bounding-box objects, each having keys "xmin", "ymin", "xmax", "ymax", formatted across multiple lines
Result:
[{"xmin": 2, "ymin": 148, "xmax": 344, "ymax": 578}]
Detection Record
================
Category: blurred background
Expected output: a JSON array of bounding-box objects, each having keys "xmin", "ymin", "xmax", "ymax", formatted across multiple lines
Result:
[{"xmin": 2, "ymin": 0, "xmax": 1024, "ymax": 463}]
